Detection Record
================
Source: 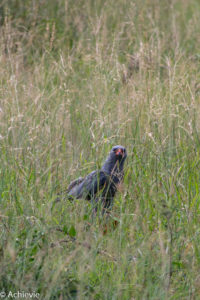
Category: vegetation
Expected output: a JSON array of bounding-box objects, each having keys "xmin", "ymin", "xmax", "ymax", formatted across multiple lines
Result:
[{"xmin": 0, "ymin": 0, "xmax": 200, "ymax": 299}]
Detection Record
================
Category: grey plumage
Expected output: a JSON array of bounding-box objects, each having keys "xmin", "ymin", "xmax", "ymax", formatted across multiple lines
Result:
[{"xmin": 61, "ymin": 145, "xmax": 127, "ymax": 212}]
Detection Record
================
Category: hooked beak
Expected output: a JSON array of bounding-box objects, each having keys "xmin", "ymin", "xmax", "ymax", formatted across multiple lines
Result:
[{"xmin": 115, "ymin": 148, "xmax": 124, "ymax": 156}]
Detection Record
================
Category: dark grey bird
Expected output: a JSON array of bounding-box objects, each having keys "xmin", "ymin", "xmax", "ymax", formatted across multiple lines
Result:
[{"xmin": 63, "ymin": 145, "xmax": 127, "ymax": 212}]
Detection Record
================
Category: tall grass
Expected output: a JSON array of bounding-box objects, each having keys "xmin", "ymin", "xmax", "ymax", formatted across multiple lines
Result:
[{"xmin": 0, "ymin": 0, "xmax": 200, "ymax": 299}]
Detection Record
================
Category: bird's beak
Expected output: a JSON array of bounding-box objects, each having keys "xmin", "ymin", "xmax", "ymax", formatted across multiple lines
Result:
[{"xmin": 115, "ymin": 149, "xmax": 123, "ymax": 156}]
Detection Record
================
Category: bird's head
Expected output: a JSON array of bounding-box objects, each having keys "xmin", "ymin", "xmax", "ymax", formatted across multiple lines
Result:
[
  {"xmin": 101, "ymin": 145, "xmax": 127, "ymax": 174},
  {"xmin": 111, "ymin": 145, "xmax": 127, "ymax": 161}
]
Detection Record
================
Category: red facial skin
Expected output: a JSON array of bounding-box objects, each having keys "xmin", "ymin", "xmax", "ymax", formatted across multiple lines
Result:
[{"xmin": 115, "ymin": 148, "xmax": 124, "ymax": 156}]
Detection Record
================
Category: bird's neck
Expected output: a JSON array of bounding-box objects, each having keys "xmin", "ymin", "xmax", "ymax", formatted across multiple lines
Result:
[{"xmin": 101, "ymin": 157, "xmax": 124, "ymax": 175}]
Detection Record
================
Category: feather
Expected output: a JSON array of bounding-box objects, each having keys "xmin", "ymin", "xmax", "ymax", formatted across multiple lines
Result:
[{"xmin": 59, "ymin": 145, "xmax": 127, "ymax": 212}]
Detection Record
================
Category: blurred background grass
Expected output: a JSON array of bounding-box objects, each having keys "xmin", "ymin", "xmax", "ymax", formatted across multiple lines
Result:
[{"xmin": 0, "ymin": 0, "xmax": 200, "ymax": 299}]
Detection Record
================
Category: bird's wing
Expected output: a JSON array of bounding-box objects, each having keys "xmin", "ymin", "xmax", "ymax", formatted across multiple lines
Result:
[
  {"xmin": 68, "ymin": 170, "xmax": 107, "ymax": 200},
  {"xmin": 67, "ymin": 177, "xmax": 84, "ymax": 193}
]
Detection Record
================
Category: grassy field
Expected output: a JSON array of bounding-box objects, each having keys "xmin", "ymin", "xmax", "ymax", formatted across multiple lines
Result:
[{"xmin": 0, "ymin": 1, "xmax": 200, "ymax": 299}]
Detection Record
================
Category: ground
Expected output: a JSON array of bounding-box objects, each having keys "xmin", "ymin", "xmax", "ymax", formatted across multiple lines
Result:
[{"xmin": 0, "ymin": 1, "xmax": 200, "ymax": 299}]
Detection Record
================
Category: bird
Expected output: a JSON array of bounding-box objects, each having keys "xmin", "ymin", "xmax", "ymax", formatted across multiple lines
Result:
[{"xmin": 59, "ymin": 145, "xmax": 127, "ymax": 213}]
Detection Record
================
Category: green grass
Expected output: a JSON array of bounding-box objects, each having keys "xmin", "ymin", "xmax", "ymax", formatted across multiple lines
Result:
[{"xmin": 0, "ymin": 0, "xmax": 200, "ymax": 299}]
